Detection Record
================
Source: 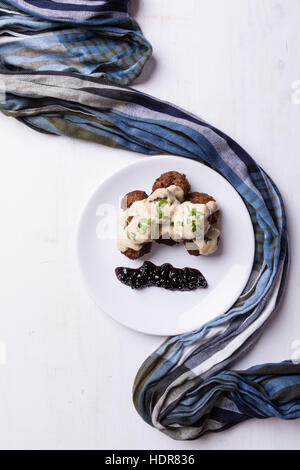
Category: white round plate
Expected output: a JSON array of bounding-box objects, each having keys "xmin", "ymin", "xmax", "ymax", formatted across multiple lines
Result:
[{"xmin": 77, "ymin": 156, "xmax": 255, "ymax": 336}]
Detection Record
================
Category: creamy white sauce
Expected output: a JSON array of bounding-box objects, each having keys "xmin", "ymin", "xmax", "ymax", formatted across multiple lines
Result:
[{"xmin": 117, "ymin": 185, "xmax": 220, "ymax": 255}]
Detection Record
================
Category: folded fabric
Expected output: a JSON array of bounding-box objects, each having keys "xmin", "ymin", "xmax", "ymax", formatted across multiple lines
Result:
[
  {"xmin": 1, "ymin": 0, "xmax": 300, "ymax": 440},
  {"xmin": 0, "ymin": 0, "xmax": 151, "ymax": 85}
]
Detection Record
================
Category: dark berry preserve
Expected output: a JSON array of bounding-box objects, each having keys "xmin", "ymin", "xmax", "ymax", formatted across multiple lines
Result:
[{"xmin": 115, "ymin": 261, "xmax": 207, "ymax": 291}]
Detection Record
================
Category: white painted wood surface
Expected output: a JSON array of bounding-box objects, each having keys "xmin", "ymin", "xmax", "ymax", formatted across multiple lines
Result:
[{"xmin": 0, "ymin": 0, "xmax": 299, "ymax": 450}]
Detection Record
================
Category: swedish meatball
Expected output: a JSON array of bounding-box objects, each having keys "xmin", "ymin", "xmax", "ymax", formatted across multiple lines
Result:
[
  {"xmin": 187, "ymin": 192, "xmax": 220, "ymax": 225},
  {"xmin": 185, "ymin": 192, "xmax": 220, "ymax": 256},
  {"xmin": 152, "ymin": 171, "xmax": 191, "ymax": 197},
  {"xmin": 156, "ymin": 237, "xmax": 178, "ymax": 247},
  {"xmin": 121, "ymin": 190, "xmax": 148, "ymax": 210},
  {"xmin": 123, "ymin": 243, "xmax": 152, "ymax": 260},
  {"xmin": 120, "ymin": 190, "xmax": 151, "ymax": 259},
  {"xmin": 184, "ymin": 241, "xmax": 201, "ymax": 257},
  {"xmin": 188, "ymin": 192, "xmax": 215, "ymax": 205}
]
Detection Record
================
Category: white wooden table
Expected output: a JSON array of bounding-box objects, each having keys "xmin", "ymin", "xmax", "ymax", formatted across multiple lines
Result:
[{"xmin": 0, "ymin": 0, "xmax": 300, "ymax": 450}]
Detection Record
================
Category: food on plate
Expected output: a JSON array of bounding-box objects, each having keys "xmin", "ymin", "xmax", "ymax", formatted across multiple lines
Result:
[
  {"xmin": 119, "ymin": 190, "xmax": 152, "ymax": 260},
  {"xmin": 183, "ymin": 192, "xmax": 221, "ymax": 256},
  {"xmin": 115, "ymin": 261, "xmax": 208, "ymax": 291},
  {"xmin": 152, "ymin": 171, "xmax": 191, "ymax": 196},
  {"xmin": 117, "ymin": 171, "xmax": 221, "ymax": 259},
  {"xmin": 121, "ymin": 190, "xmax": 148, "ymax": 210},
  {"xmin": 121, "ymin": 243, "xmax": 152, "ymax": 261}
]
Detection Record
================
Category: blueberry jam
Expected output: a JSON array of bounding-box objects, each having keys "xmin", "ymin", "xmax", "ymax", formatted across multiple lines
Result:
[{"xmin": 115, "ymin": 261, "xmax": 207, "ymax": 291}]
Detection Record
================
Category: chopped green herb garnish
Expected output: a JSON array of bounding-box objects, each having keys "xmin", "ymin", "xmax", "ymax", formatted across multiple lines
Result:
[
  {"xmin": 156, "ymin": 199, "xmax": 168, "ymax": 219},
  {"xmin": 188, "ymin": 206, "xmax": 204, "ymax": 218},
  {"xmin": 196, "ymin": 211, "xmax": 204, "ymax": 222},
  {"xmin": 137, "ymin": 221, "xmax": 148, "ymax": 234},
  {"xmin": 128, "ymin": 231, "xmax": 136, "ymax": 241},
  {"xmin": 192, "ymin": 220, "xmax": 197, "ymax": 233},
  {"xmin": 156, "ymin": 206, "xmax": 163, "ymax": 219},
  {"xmin": 141, "ymin": 218, "xmax": 152, "ymax": 225},
  {"xmin": 158, "ymin": 199, "xmax": 168, "ymax": 208},
  {"xmin": 204, "ymin": 236, "xmax": 212, "ymax": 243},
  {"xmin": 176, "ymin": 220, "xmax": 184, "ymax": 227}
]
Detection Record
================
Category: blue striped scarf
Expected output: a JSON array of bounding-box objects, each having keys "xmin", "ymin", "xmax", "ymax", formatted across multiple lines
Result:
[{"xmin": 1, "ymin": 0, "xmax": 300, "ymax": 440}]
